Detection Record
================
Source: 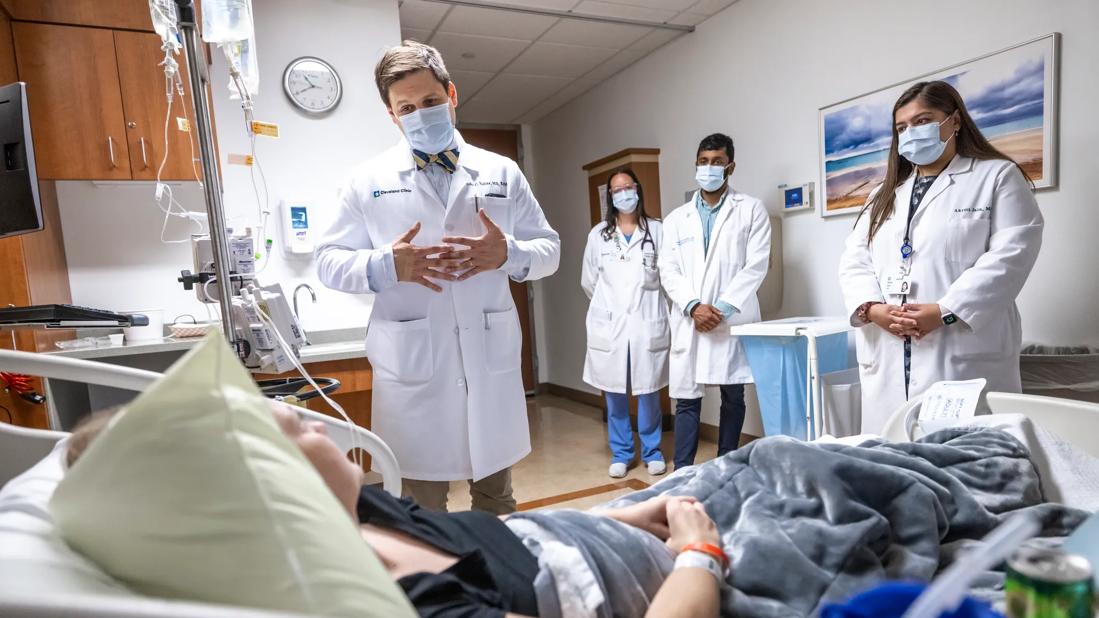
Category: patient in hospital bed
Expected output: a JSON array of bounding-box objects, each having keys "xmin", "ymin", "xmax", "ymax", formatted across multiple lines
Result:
[
  {"xmin": 64, "ymin": 403, "xmax": 724, "ymax": 618},
  {"xmin": 61, "ymin": 396, "xmax": 1094, "ymax": 618}
]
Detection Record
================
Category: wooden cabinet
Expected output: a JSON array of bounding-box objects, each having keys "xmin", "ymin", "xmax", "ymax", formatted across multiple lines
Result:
[
  {"xmin": 115, "ymin": 30, "xmax": 199, "ymax": 181},
  {"xmin": 13, "ymin": 23, "xmax": 132, "ymax": 180},
  {"xmin": 13, "ymin": 22, "xmax": 203, "ymax": 181},
  {"xmin": 0, "ymin": 0, "xmax": 154, "ymax": 32}
]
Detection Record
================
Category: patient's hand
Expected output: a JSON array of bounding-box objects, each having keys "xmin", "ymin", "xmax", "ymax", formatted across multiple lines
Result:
[
  {"xmin": 601, "ymin": 496, "xmax": 698, "ymax": 541},
  {"xmin": 665, "ymin": 499, "xmax": 720, "ymax": 554}
]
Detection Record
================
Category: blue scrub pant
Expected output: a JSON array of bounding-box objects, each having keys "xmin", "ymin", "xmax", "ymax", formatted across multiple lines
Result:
[
  {"xmin": 673, "ymin": 384, "xmax": 745, "ymax": 469},
  {"xmin": 605, "ymin": 349, "xmax": 664, "ymax": 465}
]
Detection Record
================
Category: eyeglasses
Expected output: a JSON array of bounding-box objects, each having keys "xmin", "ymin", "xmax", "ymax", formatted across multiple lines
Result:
[{"xmin": 609, "ymin": 184, "xmax": 637, "ymax": 195}]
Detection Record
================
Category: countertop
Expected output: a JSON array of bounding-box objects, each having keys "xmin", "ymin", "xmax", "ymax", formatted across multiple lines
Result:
[{"xmin": 44, "ymin": 327, "xmax": 368, "ymax": 365}]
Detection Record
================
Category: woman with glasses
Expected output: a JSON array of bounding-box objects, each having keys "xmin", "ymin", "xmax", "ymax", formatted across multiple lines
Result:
[
  {"xmin": 581, "ymin": 167, "xmax": 670, "ymax": 478},
  {"xmin": 838, "ymin": 80, "xmax": 1043, "ymax": 432}
]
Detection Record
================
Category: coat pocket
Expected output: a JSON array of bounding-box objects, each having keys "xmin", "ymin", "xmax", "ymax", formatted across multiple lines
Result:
[
  {"xmin": 586, "ymin": 307, "xmax": 614, "ymax": 352},
  {"xmin": 946, "ymin": 218, "xmax": 991, "ymax": 267},
  {"xmin": 647, "ymin": 317, "xmax": 670, "ymax": 351},
  {"xmin": 366, "ymin": 317, "xmax": 433, "ymax": 384},
  {"xmin": 484, "ymin": 308, "xmax": 522, "ymax": 374}
]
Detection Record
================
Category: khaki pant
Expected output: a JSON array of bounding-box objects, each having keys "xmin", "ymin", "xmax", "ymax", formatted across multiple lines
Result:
[{"xmin": 402, "ymin": 467, "xmax": 516, "ymax": 514}]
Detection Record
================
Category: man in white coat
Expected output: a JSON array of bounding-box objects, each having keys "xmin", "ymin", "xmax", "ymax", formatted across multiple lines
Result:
[
  {"xmin": 659, "ymin": 133, "xmax": 771, "ymax": 469},
  {"xmin": 315, "ymin": 41, "xmax": 560, "ymax": 513}
]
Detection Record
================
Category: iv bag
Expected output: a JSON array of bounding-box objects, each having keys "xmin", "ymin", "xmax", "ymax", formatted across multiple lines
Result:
[
  {"xmin": 148, "ymin": 0, "xmax": 179, "ymax": 42},
  {"xmin": 225, "ymin": 38, "xmax": 259, "ymax": 100},
  {"xmin": 202, "ymin": 0, "xmax": 254, "ymax": 44}
]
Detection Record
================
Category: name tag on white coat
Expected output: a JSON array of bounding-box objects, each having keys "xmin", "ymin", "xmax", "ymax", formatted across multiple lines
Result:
[
  {"xmin": 883, "ymin": 273, "xmax": 913, "ymax": 296},
  {"xmin": 918, "ymin": 378, "xmax": 987, "ymax": 434}
]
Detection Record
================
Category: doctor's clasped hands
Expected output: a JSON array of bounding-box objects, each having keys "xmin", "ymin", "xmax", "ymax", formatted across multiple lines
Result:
[{"xmin": 392, "ymin": 210, "xmax": 510, "ymax": 291}]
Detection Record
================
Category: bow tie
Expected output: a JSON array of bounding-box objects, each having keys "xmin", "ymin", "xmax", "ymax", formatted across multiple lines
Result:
[{"xmin": 412, "ymin": 148, "xmax": 459, "ymax": 174}]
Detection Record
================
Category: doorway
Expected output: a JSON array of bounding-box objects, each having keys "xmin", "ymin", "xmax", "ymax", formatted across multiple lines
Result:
[{"xmin": 459, "ymin": 127, "xmax": 538, "ymax": 394}]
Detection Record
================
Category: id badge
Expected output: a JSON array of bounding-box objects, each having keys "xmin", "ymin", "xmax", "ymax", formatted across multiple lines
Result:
[{"xmin": 883, "ymin": 273, "xmax": 913, "ymax": 296}]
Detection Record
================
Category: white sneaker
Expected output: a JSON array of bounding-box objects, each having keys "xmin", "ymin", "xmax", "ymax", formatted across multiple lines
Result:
[
  {"xmin": 608, "ymin": 462, "xmax": 627, "ymax": 478},
  {"xmin": 646, "ymin": 460, "xmax": 667, "ymax": 476}
]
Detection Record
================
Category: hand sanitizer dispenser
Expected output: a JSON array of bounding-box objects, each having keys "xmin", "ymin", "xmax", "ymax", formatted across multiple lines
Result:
[{"xmin": 280, "ymin": 199, "xmax": 314, "ymax": 256}]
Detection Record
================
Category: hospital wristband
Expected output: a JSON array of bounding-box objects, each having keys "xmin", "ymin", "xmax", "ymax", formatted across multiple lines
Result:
[
  {"xmin": 674, "ymin": 551, "xmax": 725, "ymax": 583},
  {"xmin": 681, "ymin": 542, "xmax": 730, "ymax": 571}
]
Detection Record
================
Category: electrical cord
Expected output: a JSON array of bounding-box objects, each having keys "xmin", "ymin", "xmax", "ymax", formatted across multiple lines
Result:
[
  {"xmin": 251, "ymin": 298, "xmax": 362, "ymax": 467},
  {"xmin": 0, "ymin": 403, "xmax": 12, "ymax": 424}
]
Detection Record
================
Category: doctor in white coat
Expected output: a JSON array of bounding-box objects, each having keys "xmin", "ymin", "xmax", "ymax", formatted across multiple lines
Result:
[
  {"xmin": 581, "ymin": 168, "xmax": 670, "ymax": 478},
  {"xmin": 660, "ymin": 133, "xmax": 771, "ymax": 469},
  {"xmin": 315, "ymin": 42, "xmax": 560, "ymax": 514},
  {"xmin": 839, "ymin": 80, "xmax": 1043, "ymax": 433}
]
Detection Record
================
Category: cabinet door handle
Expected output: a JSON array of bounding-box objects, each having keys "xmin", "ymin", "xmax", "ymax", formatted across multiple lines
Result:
[
  {"xmin": 107, "ymin": 136, "xmax": 117, "ymax": 168},
  {"xmin": 139, "ymin": 137, "xmax": 149, "ymax": 169}
]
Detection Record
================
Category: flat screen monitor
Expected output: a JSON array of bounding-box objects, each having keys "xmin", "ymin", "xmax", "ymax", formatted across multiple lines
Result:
[{"xmin": 0, "ymin": 82, "xmax": 42, "ymax": 239}]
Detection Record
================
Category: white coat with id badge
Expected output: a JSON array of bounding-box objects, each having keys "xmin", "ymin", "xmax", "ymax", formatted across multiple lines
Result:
[
  {"xmin": 839, "ymin": 156, "xmax": 1043, "ymax": 432},
  {"xmin": 315, "ymin": 133, "xmax": 560, "ymax": 482},
  {"xmin": 581, "ymin": 220, "xmax": 669, "ymax": 395}
]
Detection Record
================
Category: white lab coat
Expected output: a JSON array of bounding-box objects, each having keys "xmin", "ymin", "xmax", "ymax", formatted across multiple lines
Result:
[
  {"xmin": 838, "ymin": 156, "xmax": 1043, "ymax": 433},
  {"xmin": 659, "ymin": 190, "xmax": 772, "ymax": 399},
  {"xmin": 581, "ymin": 220, "xmax": 670, "ymax": 395},
  {"xmin": 315, "ymin": 133, "xmax": 560, "ymax": 481}
]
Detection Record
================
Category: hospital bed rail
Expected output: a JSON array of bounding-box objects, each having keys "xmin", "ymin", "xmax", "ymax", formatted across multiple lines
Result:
[{"xmin": 0, "ymin": 348, "xmax": 402, "ymax": 496}]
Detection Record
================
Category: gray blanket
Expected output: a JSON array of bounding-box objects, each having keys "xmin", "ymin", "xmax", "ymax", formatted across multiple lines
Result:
[{"xmin": 512, "ymin": 427, "xmax": 1086, "ymax": 618}]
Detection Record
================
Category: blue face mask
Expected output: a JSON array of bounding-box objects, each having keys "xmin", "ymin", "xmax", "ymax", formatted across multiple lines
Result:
[
  {"xmin": 898, "ymin": 117, "xmax": 954, "ymax": 166},
  {"xmin": 695, "ymin": 165, "xmax": 727, "ymax": 192},
  {"xmin": 611, "ymin": 189, "xmax": 639, "ymax": 214},
  {"xmin": 399, "ymin": 102, "xmax": 455, "ymax": 155}
]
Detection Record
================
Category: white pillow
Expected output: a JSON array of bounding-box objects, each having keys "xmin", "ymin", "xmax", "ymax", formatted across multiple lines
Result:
[
  {"xmin": 49, "ymin": 334, "xmax": 416, "ymax": 618},
  {"xmin": 0, "ymin": 437, "xmax": 136, "ymax": 598}
]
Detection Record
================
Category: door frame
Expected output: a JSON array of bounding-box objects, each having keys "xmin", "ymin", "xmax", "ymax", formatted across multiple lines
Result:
[{"xmin": 458, "ymin": 123, "xmax": 540, "ymax": 394}]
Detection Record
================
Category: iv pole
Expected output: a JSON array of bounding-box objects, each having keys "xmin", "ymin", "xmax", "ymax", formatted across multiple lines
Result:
[{"xmin": 174, "ymin": 0, "xmax": 239, "ymax": 355}]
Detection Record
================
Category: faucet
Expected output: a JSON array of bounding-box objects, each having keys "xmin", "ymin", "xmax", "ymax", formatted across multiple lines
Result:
[{"xmin": 293, "ymin": 284, "xmax": 317, "ymax": 343}]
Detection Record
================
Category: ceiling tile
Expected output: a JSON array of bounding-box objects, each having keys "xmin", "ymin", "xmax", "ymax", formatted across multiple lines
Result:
[
  {"xmin": 540, "ymin": 18, "xmax": 651, "ymax": 48},
  {"xmin": 582, "ymin": 48, "xmax": 647, "ymax": 82},
  {"xmin": 430, "ymin": 32, "xmax": 532, "ymax": 72},
  {"xmin": 687, "ymin": 0, "xmax": 739, "ymax": 16},
  {"xmin": 398, "ymin": 0, "xmax": 449, "ymax": 30},
  {"xmin": 508, "ymin": 41, "xmax": 618, "ymax": 77},
  {"xmin": 573, "ymin": 1, "xmax": 677, "ymax": 23},
  {"xmin": 626, "ymin": 28, "xmax": 682, "ymax": 53},
  {"xmin": 600, "ymin": 0, "xmax": 696, "ymax": 10},
  {"xmin": 400, "ymin": 28, "xmax": 433, "ymax": 43},
  {"xmin": 667, "ymin": 12, "xmax": 708, "ymax": 26},
  {"xmin": 516, "ymin": 78, "xmax": 600, "ymax": 123},
  {"xmin": 456, "ymin": 98, "xmax": 506, "ymax": 124},
  {"xmin": 450, "ymin": 69, "xmax": 497, "ymax": 97},
  {"xmin": 437, "ymin": 4, "xmax": 558, "ymax": 40},
  {"xmin": 474, "ymin": 73, "xmax": 571, "ymax": 114},
  {"xmin": 487, "ymin": 0, "xmax": 582, "ymax": 10}
]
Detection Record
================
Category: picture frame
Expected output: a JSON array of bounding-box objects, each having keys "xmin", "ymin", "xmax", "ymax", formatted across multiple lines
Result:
[{"xmin": 818, "ymin": 33, "xmax": 1060, "ymax": 218}]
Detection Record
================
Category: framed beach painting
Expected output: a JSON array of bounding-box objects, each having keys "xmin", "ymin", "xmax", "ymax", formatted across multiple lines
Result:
[{"xmin": 818, "ymin": 33, "xmax": 1059, "ymax": 217}]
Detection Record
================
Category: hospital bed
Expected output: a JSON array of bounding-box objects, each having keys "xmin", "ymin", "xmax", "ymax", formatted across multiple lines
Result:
[
  {"xmin": 0, "ymin": 347, "xmax": 402, "ymax": 494},
  {"xmin": 3, "ymin": 349, "xmax": 1099, "ymax": 618}
]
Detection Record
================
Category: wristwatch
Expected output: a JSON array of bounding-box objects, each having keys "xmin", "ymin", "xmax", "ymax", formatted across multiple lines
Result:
[{"xmin": 942, "ymin": 312, "xmax": 958, "ymax": 326}]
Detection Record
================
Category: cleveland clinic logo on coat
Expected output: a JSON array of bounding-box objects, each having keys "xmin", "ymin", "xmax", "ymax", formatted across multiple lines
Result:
[{"xmin": 372, "ymin": 188, "xmax": 412, "ymax": 198}]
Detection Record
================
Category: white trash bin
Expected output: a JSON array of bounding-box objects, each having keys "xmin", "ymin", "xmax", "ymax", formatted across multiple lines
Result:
[{"xmin": 821, "ymin": 368, "xmax": 861, "ymax": 438}]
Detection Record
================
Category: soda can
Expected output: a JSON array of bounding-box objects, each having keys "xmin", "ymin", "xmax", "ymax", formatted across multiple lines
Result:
[{"xmin": 1005, "ymin": 540, "xmax": 1095, "ymax": 618}]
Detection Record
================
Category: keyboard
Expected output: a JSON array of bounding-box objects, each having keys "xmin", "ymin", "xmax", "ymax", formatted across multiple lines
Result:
[{"xmin": 0, "ymin": 304, "xmax": 150, "ymax": 328}]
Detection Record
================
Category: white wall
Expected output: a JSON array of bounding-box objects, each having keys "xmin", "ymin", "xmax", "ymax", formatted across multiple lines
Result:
[
  {"xmin": 530, "ymin": 0, "xmax": 1099, "ymax": 425},
  {"xmin": 59, "ymin": 0, "xmax": 401, "ymax": 332}
]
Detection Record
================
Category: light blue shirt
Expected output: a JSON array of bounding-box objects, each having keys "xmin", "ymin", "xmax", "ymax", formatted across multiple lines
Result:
[
  {"xmin": 685, "ymin": 190, "xmax": 737, "ymax": 319},
  {"xmin": 364, "ymin": 135, "xmax": 529, "ymax": 292}
]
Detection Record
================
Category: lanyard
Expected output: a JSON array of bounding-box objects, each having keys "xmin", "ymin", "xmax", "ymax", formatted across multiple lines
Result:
[{"xmin": 901, "ymin": 175, "xmax": 938, "ymax": 261}]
